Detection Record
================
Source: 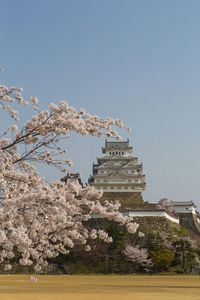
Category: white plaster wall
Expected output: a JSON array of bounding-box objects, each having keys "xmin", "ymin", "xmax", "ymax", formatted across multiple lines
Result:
[
  {"xmin": 93, "ymin": 210, "xmax": 179, "ymax": 224},
  {"xmin": 122, "ymin": 210, "xmax": 179, "ymax": 224},
  {"xmin": 96, "ymin": 187, "xmax": 143, "ymax": 192},
  {"xmin": 173, "ymin": 206, "xmax": 196, "ymax": 214}
]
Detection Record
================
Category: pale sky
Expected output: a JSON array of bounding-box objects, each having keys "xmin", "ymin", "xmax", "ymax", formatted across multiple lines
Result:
[{"xmin": 1, "ymin": 0, "xmax": 200, "ymax": 206}]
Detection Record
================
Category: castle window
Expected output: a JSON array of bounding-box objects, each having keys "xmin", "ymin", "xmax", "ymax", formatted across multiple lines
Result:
[
  {"xmin": 122, "ymin": 152, "xmax": 124, "ymax": 154},
  {"xmin": 109, "ymin": 152, "xmax": 111, "ymax": 155},
  {"xmin": 110, "ymin": 186, "xmax": 114, "ymax": 190},
  {"xmin": 117, "ymin": 186, "xmax": 121, "ymax": 190},
  {"xmin": 124, "ymin": 186, "xmax": 128, "ymax": 190}
]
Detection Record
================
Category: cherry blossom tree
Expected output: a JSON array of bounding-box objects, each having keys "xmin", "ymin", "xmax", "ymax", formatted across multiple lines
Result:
[
  {"xmin": 123, "ymin": 244, "xmax": 153, "ymax": 271},
  {"xmin": 0, "ymin": 84, "xmax": 138, "ymax": 272},
  {"xmin": 157, "ymin": 198, "xmax": 176, "ymax": 217}
]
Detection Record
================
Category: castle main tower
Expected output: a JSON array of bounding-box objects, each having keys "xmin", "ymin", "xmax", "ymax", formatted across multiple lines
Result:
[{"xmin": 88, "ymin": 139, "xmax": 146, "ymax": 207}]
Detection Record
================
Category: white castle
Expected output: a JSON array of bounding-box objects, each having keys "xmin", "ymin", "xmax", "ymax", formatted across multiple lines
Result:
[{"xmin": 88, "ymin": 139, "xmax": 145, "ymax": 193}]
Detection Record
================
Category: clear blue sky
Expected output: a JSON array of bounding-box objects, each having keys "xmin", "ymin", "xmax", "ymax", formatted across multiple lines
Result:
[{"xmin": 1, "ymin": 0, "xmax": 200, "ymax": 205}]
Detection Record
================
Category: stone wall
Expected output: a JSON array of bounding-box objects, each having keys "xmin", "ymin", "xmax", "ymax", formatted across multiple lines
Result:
[
  {"xmin": 179, "ymin": 213, "xmax": 200, "ymax": 234},
  {"xmin": 131, "ymin": 216, "xmax": 180, "ymax": 232},
  {"xmin": 100, "ymin": 192, "xmax": 144, "ymax": 209}
]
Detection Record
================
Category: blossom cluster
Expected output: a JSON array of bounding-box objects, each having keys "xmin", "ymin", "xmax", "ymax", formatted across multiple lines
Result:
[{"xmin": 123, "ymin": 244, "xmax": 152, "ymax": 268}]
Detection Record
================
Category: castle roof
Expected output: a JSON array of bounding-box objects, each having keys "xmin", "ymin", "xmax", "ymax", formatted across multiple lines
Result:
[
  {"xmin": 102, "ymin": 139, "xmax": 132, "ymax": 153},
  {"xmin": 105, "ymin": 139, "xmax": 129, "ymax": 148},
  {"xmin": 170, "ymin": 200, "xmax": 197, "ymax": 207}
]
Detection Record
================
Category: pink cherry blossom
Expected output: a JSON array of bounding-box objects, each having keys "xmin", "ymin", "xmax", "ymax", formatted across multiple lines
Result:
[{"xmin": 123, "ymin": 244, "xmax": 152, "ymax": 268}]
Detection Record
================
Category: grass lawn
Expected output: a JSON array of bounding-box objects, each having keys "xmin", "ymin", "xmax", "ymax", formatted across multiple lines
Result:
[{"xmin": 0, "ymin": 275, "xmax": 200, "ymax": 300}]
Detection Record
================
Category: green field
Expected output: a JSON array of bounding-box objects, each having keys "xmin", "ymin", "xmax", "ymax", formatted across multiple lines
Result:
[{"xmin": 0, "ymin": 275, "xmax": 200, "ymax": 300}]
